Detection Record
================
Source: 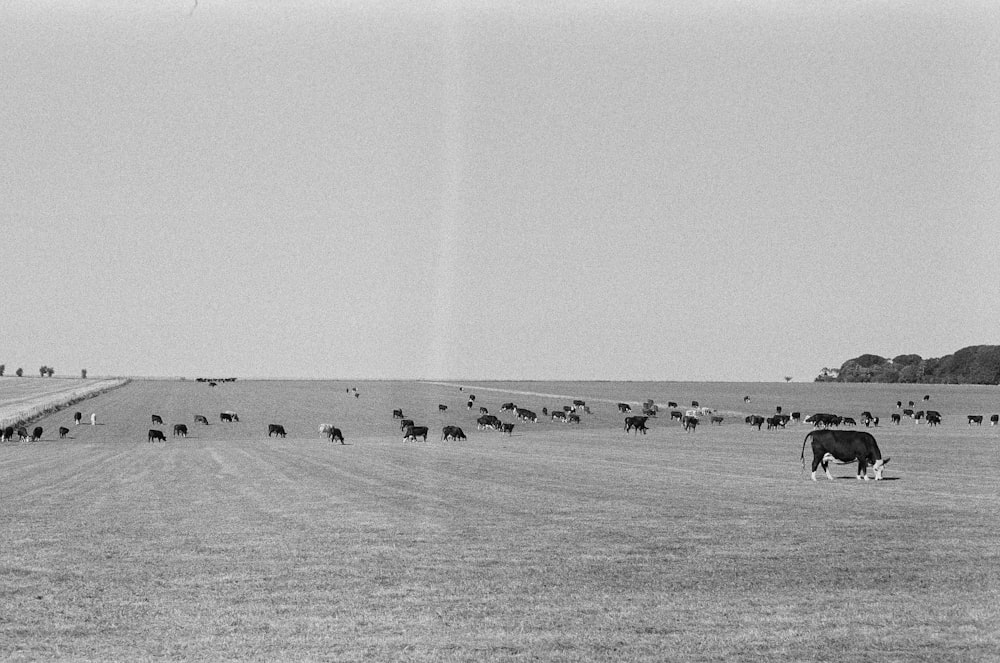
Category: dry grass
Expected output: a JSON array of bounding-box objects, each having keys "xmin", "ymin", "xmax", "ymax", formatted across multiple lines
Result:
[{"xmin": 0, "ymin": 379, "xmax": 998, "ymax": 661}]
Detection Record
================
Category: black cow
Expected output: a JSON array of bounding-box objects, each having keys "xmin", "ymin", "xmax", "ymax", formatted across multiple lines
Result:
[
  {"xmin": 617, "ymin": 403, "xmax": 632, "ymax": 413},
  {"xmin": 220, "ymin": 411, "xmax": 239, "ymax": 422},
  {"xmin": 567, "ymin": 414, "xmax": 581, "ymax": 424},
  {"xmin": 747, "ymin": 415, "xmax": 764, "ymax": 430},
  {"xmin": 326, "ymin": 427, "xmax": 345, "ymax": 444},
  {"xmin": 667, "ymin": 401, "xmax": 678, "ymax": 408},
  {"xmin": 625, "ymin": 416, "xmax": 649, "ymax": 435},
  {"xmin": 148, "ymin": 429, "xmax": 166, "ymax": 443},
  {"xmin": 173, "ymin": 424, "xmax": 188, "ymax": 437},
  {"xmin": 500, "ymin": 403, "xmax": 516, "ymax": 413},
  {"xmin": 682, "ymin": 416, "xmax": 698, "ymax": 432},
  {"xmin": 17, "ymin": 427, "xmax": 28, "ymax": 442},
  {"xmin": 392, "ymin": 409, "xmax": 404, "ymax": 419},
  {"xmin": 2, "ymin": 426, "xmax": 13, "ymax": 442},
  {"xmin": 194, "ymin": 415, "xmax": 209, "ymax": 425},
  {"xmin": 766, "ymin": 416, "xmax": 783, "ymax": 430},
  {"xmin": 515, "ymin": 408, "xmax": 537, "ymax": 422},
  {"xmin": 926, "ymin": 413, "xmax": 941, "ymax": 426},
  {"xmin": 711, "ymin": 416, "xmax": 724, "ymax": 425},
  {"xmin": 968, "ymin": 415, "xmax": 983, "ymax": 426},
  {"xmin": 477, "ymin": 415, "xmax": 500, "ymax": 430},
  {"xmin": 403, "ymin": 425, "xmax": 429, "ymax": 442},
  {"xmin": 441, "ymin": 425, "xmax": 466, "ymax": 441},
  {"xmin": 438, "ymin": 404, "xmax": 448, "ymax": 412},
  {"xmin": 890, "ymin": 413, "xmax": 901, "ymax": 425},
  {"xmin": 551, "ymin": 411, "xmax": 567, "ymax": 421},
  {"xmin": 399, "ymin": 418, "xmax": 415, "ymax": 431},
  {"xmin": 151, "ymin": 414, "xmax": 164, "ymax": 425},
  {"xmin": 58, "ymin": 426, "xmax": 69, "ymax": 438},
  {"xmin": 991, "ymin": 415, "xmax": 999, "ymax": 426},
  {"xmin": 74, "ymin": 411, "xmax": 83, "ymax": 425},
  {"xmin": 573, "ymin": 400, "xmax": 585, "ymax": 407},
  {"xmin": 500, "ymin": 422, "xmax": 514, "ymax": 435},
  {"xmin": 479, "ymin": 407, "xmax": 489, "ymax": 415},
  {"xmin": 801, "ymin": 429, "xmax": 889, "ymax": 481},
  {"xmin": 268, "ymin": 424, "xmax": 286, "ymax": 438},
  {"xmin": 31, "ymin": 426, "xmax": 43, "ymax": 441},
  {"xmin": 467, "ymin": 400, "xmax": 474, "ymax": 409},
  {"xmin": 791, "ymin": 412, "xmax": 801, "ymax": 423},
  {"xmin": 669, "ymin": 410, "xmax": 683, "ymax": 421},
  {"xmin": 842, "ymin": 417, "xmax": 857, "ymax": 426}
]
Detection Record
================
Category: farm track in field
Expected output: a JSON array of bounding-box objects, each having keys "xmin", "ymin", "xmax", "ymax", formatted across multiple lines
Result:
[{"xmin": 1, "ymin": 379, "xmax": 998, "ymax": 661}]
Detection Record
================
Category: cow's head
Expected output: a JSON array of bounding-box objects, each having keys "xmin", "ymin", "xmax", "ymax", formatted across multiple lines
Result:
[{"xmin": 872, "ymin": 457, "xmax": 890, "ymax": 480}]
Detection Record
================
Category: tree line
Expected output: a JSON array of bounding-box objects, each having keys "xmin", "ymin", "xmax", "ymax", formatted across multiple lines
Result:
[
  {"xmin": 0, "ymin": 365, "xmax": 88, "ymax": 379},
  {"xmin": 816, "ymin": 345, "xmax": 1000, "ymax": 384}
]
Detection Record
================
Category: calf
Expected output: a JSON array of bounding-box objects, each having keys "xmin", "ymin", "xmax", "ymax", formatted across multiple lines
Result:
[
  {"xmin": 403, "ymin": 425, "xmax": 429, "ymax": 442},
  {"xmin": 617, "ymin": 403, "xmax": 632, "ymax": 413},
  {"xmin": 148, "ymin": 429, "xmax": 166, "ymax": 443},
  {"xmin": 173, "ymin": 424, "xmax": 188, "ymax": 437},
  {"xmin": 59, "ymin": 426, "xmax": 69, "ymax": 438},
  {"xmin": 479, "ymin": 407, "xmax": 489, "ymax": 415},
  {"xmin": 551, "ymin": 411, "xmax": 567, "ymax": 422},
  {"xmin": 801, "ymin": 430, "xmax": 889, "ymax": 481},
  {"xmin": 151, "ymin": 414, "xmax": 164, "ymax": 425},
  {"xmin": 392, "ymin": 409, "xmax": 404, "ymax": 419},
  {"xmin": 268, "ymin": 424, "xmax": 286, "ymax": 438},
  {"xmin": 567, "ymin": 414, "xmax": 581, "ymax": 424}
]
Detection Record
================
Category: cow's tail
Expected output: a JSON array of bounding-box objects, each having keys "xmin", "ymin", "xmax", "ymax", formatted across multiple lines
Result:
[{"xmin": 800, "ymin": 431, "xmax": 812, "ymax": 471}]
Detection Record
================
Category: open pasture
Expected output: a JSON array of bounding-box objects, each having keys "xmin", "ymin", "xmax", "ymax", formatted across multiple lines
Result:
[{"xmin": 1, "ymin": 379, "xmax": 998, "ymax": 661}]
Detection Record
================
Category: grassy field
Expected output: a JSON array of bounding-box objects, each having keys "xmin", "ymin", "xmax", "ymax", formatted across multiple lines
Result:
[
  {"xmin": 1, "ymin": 379, "xmax": 998, "ymax": 661},
  {"xmin": 0, "ymin": 377, "xmax": 129, "ymax": 430}
]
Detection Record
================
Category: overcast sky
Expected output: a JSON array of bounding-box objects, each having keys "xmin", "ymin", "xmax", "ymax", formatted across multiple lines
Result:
[{"xmin": 2, "ymin": 1, "xmax": 998, "ymax": 380}]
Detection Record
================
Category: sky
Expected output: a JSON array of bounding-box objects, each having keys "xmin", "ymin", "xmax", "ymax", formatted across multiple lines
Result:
[{"xmin": 2, "ymin": 1, "xmax": 998, "ymax": 381}]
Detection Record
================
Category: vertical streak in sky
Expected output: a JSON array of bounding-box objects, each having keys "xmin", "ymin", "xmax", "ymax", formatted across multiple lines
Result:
[{"xmin": 431, "ymin": 9, "xmax": 464, "ymax": 378}]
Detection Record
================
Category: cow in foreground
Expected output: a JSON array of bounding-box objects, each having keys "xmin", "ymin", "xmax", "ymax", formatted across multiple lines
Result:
[{"xmin": 801, "ymin": 430, "xmax": 889, "ymax": 481}]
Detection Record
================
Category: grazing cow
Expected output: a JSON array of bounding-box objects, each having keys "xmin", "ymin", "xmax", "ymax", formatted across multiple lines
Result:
[
  {"xmin": 319, "ymin": 423, "xmax": 336, "ymax": 435},
  {"xmin": 801, "ymin": 429, "xmax": 889, "ymax": 481},
  {"xmin": 890, "ymin": 413, "xmax": 901, "ymax": 425},
  {"xmin": 902, "ymin": 408, "xmax": 914, "ymax": 417},
  {"xmin": 515, "ymin": 408, "xmax": 537, "ymax": 422},
  {"xmin": 403, "ymin": 425, "xmax": 429, "ymax": 442},
  {"xmin": 326, "ymin": 427, "xmax": 345, "ymax": 444},
  {"xmin": 194, "ymin": 415, "xmax": 209, "ymax": 425},
  {"xmin": 711, "ymin": 415, "xmax": 724, "ymax": 425},
  {"xmin": 173, "ymin": 424, "xmax": 188, "ymax": 437},
  {"xmin": 669, "ymin": 410, "xmax": 683, "ymax": 421},
  {"xmin": 399, "ymin": 418, "xmax": 415, "ymax": 431},
  {"xmin": 805, "ymin": 413, "xmax": 842, "ymax": 428},
  {"xmin": 148, "ymin": 429, "xmax": 166, "ymax": 443},
  {"xmin": 691, "ymin": 401, "xmax": 699, "ymax": 407},
  {"xmin": 968, "ymin": 415, "xmax": 983, "ymax": 426},
  {"xmin": 392, "ymin": 409, "xmax": 404, "ymax": 419},
  {"xmin": 746, "ymin": 415, "xmax": 764, "ymax": 430},
  {"xmin": 926, "ymin": 410, "xmax": 941, "ymax": 419},
  {"xmin": 74, "ymin": 412, "xmax": 82, "ymax": 425},
  {"xmin": 438, "ymin": 404, "xmax": 448, "ymax": 412},
  {"xmin": 926, "ymin": 413, "xmax": 942, "ymax": 426},
  {"xmin": 624, "ymin": 416, "xmax": 649, "ymax": 435},
  {"xmin": 477, "ymin": 415, "xmax": 500, "ymax": 430},
  {"xmin": 31, "ymin": 427, "xmax": 43, "ymax": 441},
  {"xmin": 58, "ymin": 426, "xmax": 69, "ymax": 438},
  {"xmin": 618, "ymin": 403, "xmax": 632, "ymax": 413},
  {"xmin": 479, "ymin": 407, "xmax": 489, "ymax": 415},
  {"xmin": 2, "ymin": 426, "xmax": 13, "ymax": 442},
  {"xmin": 991, "ymin": 415, "xmax": 999, "ymax": 426},
  {"xmin": 923, "ymin": 394, "xmax": 930, "ymax": 401},
  {"xmin": 908, "ymin": 401, "xmax": 915, "ymax": 407},
  {"xmin": 220, "ymin": 411, "xmax": 239, "ymax": 422},
  {"xmin": 500, "ymin": 403, "xmax": 516, "ymax": 413},
  {"xmin": 667, "ymin": 401, "xmax": 678, "ymax": 408},
  {"xmin": 268, "ymin": 424, "xmax": 286, "ymax": 438},
  {"xmin": 441, "ymin": 425, "xmax": 466, "ymax": 441},
  {"xmin": 17, "ymin": 427, "xmax": 28, "ymax": 442},
  {"xmin": 500, "ymin": 422, "xmax": 514, "ymax": 435},
  {"xmin": 551, "ymin": 411, "xmax": 567, "ymax": 422},
  {"xmin": 766, "ymin": 416, "xmax": 782, "ymax": 430},
  {"xmin": 573, "ymin": 400, "xmax": 585, "ymax": 407},
  {"xmin": 682, "ymin": 416, "xmax": 699, "ymax": 432},
  {"xmin": 842, "ymin": 417, "xmax": 857, "ymax": 426},
  {"xmin": 568, "ymin": 414, "xmax": 581, "ymax": 424},
  {"xmin": 151, "ymin": 414, "xmax": 163, "ymax": 425}
]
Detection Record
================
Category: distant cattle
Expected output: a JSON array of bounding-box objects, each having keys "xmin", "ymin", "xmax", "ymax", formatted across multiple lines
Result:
[
  {"xmin": 467, "ymin": 400, "xmax": 474, "ymax": 409},
  {"xmin": 567, "ymin": 414, "xmax": 580, "ymax": 424},
  {"xmin": 399, "ymin": 418, "xmax": 415, "ymax": 431},
  {"xmin": 682, "ymin": 416, "xmax": 699, "ymax": 432},
  {"xmin": 515, "ymin": 408, "xmax": 537, "ymax": 422},
  {"xmin": 17, "ymin": 427, "xmax": 28, "ymax": 442},
  {"xmin": 438, "ymin": 404, "xmax": 448, "ymax": 412},
  {"xmin": 926, "ymin": 413, "xmax": 941, "ymax": 426},
  {"xmin": 2, "ymin": 427, "xmax": 13, "ymax": 442},
  {"xmin": 841, "ymin": 417, "xmax": 857, "ymax": 426},
  {"xmin": 624, "ymin": 416, "xmax": 649, "ymax": 435},
  {"xmin": 669, "ymin": 410, "xmax": 683, "ymax": 421},
  {"xmin": 805, "ymin": 413, "xmax": 842, "ymax": 427},
  {"xmin": 667, "ymin": 402, "xmax": 678, "ymax": 408},
  {"xmin": 890, "ymin": 413, "xmax": 901, "ymax": 424},
  {"xmin": 326, "ymin": 427, "xmax": 345, "ymax": 444},
  {"xmin": 766, "ymin": 416, "xmax": 783, "ymax": 430},
  {"xmin": 151, "ymin": 414, "xmax": 163, "ymax": 425},
  {"xmin": 926, "ymin": 410, "xmax": 941, "ymax": 419},
  {"xmin": 923, "ymin": 395, "xmax": 930, "ymax": 401},
  {"xmin": 801, "ymin": 429, "xmax": 889, "ymax": 481},
  {"xmin": 220, "ymin": 411, "xmax": 239, "ymax": 422},
  {"xmin": 173, "ymin": 424, "xmax": 188, "ymax": 437},
  {"xmin": 31, "ymin": 426, "xmax": 43, "ymax": 441},
  {"xmin": 902, "ymin": 409, "xmax": 914, "ymax": 417},
  {"xmin": 403, "ymin": 425, "xmax": 429, "ymax": 442},
  {"xmin": 74, "ymin": 412, "xmax": 82, "ymax": 425},
  {"xmin": 148, "ymin": 429, "xmax": 166, "ymax": 443},
  {"xmin": 58, "ymin": 426, "xmax": 69, "ymax": 438},
  {"xmin": 711, "ymin": 416, "xmax": 724, "ymax": 425},
  {"xmin": 479, "ymin": 407, "xmax": 489, "ymax": 415},
  {"xmin": 573, "ymin": 400, "xmax": 586, "ymax": 407},
  {"xmin": 618, "ymin": 403, "xmax": 632, "ymax": 413},
  {"xmin": 477, "ymin": 415, "xmax": 500, "ymax": 430},
  {"xmin": 992, "ymin": 415, "xmax": 999, "ymax": 426},
  {"xmin": 746, "ymin": 415, "xmax": 764, "ymax": 430},
  {"xmin": 392, "ymin": 409, "xmax": 404, "ymax": 419},
  {"xmin": 791, "ymin": 412, "xmax": 801, "ymax": 423},
  {"xmin": 90, "ymin": 413, "xmax": 97, "ymax": 426},
  {"xmin": 691, "ymin": 401, "xmax": 699, "ymax": 407},
  {"xmin": 968, "ymin": 415, "xmax": 983, "ymax": 426},
  {"xmin": 194, "ymin": 415, "xmax": 209, "ymax": 425},
  {"xmin": 551, "ymin": 411, "xmax": 567, "ymax": 421},
  {"xmin": 500, "ymin": 403, "xmax": 516, "ymax": 413},
  {"xmin": 268, "ymin": 424, "xmax": 286, "ymax": 438},
  {"xmin": 499, "ymin": 422, "xmax": 514, "ymax": 435},
  {"xmin": 441, "ymin": 426, "xmax": 466, "ymax": 441}
]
